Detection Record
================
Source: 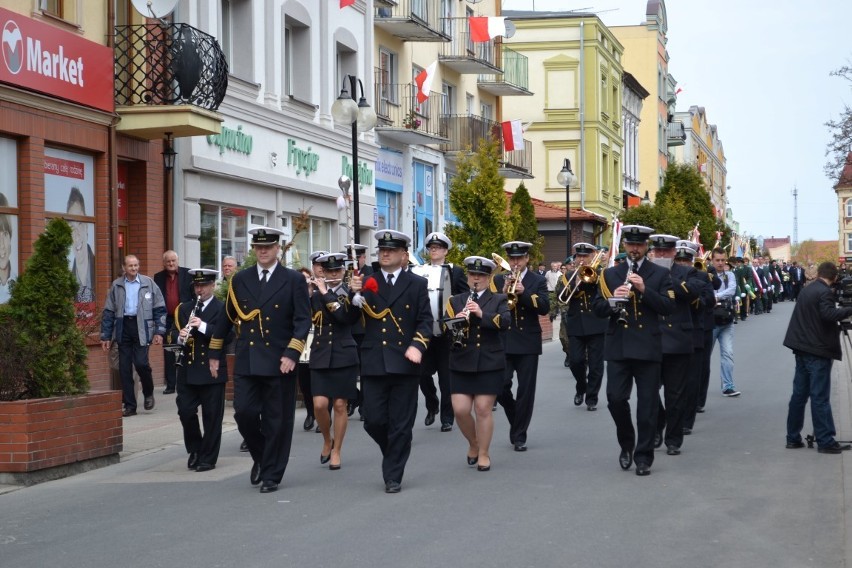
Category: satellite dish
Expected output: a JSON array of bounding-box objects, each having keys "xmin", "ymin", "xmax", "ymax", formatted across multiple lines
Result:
[
  {"xmin": 131, "ymin": 0, "xmax": 178, "ymax": 19},
  {"xmin": 504, "ymin": 20, "xmax": 516, "ymax": 39}
]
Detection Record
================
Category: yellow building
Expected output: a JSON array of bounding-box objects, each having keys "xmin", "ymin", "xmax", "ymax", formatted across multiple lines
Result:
[
  {"xmin": 611, "ymin": 0, "xmax": 680, "ymax": 201},
  {"xmin": 501, "ymin": 10, "xmax": 623, "ymax": 256},
  {"xmin": 672, "ymin": 106, "xmax": 728, "ymax": 221}
]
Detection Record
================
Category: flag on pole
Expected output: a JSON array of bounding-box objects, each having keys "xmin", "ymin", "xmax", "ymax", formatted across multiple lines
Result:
[
  {"xmin": 690, "ymin": 223, "xmax": 704, "ymax": 256},
  {"xmin": 415, "ymin": 61, "xmax": 437, "ymax": 104},
  {"xmin": 469, "ymin": 17, "xmax": 507, "ymax": 42},
  {"xmin": 501, "ymin": 120, "xmax": 523, "ymax": 152},
  {"xmin": 340, "ymin": 0, "xmax": 355, "ymax": 8},
  {"xmin": 608, "ymin": 217, "xmax": 622, "ymax": 268}
]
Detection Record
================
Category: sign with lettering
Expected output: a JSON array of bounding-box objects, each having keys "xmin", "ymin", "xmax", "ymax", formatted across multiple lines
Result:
[
  {"xmin": 341, "ymin": 156, "xmax": 374, "ymax": 188},
  {"xmin": 287, "ymin": 138, "xmax": 319, "ymax": 177},
  {"xmin": 0, "ymin": 8, "xmax": 114, "ymax": 113},
  {"xmin": 207, "ymin": 124, "xmax": 253, "ymax": 155}
]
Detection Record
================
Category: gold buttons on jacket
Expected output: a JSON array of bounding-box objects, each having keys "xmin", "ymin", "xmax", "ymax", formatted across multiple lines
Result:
[
  {"xmin": 249, "ymin": 341, "xmax": 254, "ymax": 346},
  {"xmin": 382, "ymin": 341, "xmax": 387, "ymax": 345}
]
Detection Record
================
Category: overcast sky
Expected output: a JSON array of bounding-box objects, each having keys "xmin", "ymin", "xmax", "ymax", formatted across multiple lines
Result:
[{"xmin": 500, "ymin": 0, "xmax": 852, "ymax": 243}]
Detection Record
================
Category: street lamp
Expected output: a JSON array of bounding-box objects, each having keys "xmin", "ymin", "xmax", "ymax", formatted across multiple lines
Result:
[
  {"xmin": 556, "ymin": 158, "xmax": 577, "ymax": 256},
  {"xmin": 331, "ymin": 75, "xmax": 377, "ymax": 245},
  {"xmin": 162, "ymin": 132, "xmax": 176, "ymax": 171},
  {"xmin": 640, "ymin": 190, "xmax": 651, "ymax": 206}
]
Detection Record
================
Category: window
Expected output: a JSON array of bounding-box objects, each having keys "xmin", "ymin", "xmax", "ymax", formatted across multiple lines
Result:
[
  {"xmin": 290, "ymin": 217, "xmax": 331, "ymax": 268},
  {"xmin": 0, "ymin": 137, "xmax": 18, "ymax": 305},
  {"xmin": 440, "ymin": 0, "xmax": 454, "ymax": 37},
  {"xmin": 441, "ymin": 82, "xmax": 456, "ymax": 116},
  {"xmin": 600, "ymin": 74, "xmax": 607, "ymax": 115},
  {"xmin": 465, "ymin": 93, "xmax": 474, "ymax": 115},
  {"xmin": 41, "ymin": 0, "xmax": 63, "ymax": 18},
  {"xmin": 480, "ymin": 102, "xmax": 492, "ymax": 120},
  {"xmin": 199, "ymin": 204, "xmax": 265, "ymax": 271},
  {"xmin": 846, "ymin": 198, "xmax": 852, "ymax": 218},
  {"xmin": 284, "ymin": 16, "xmax": 311, "ymax": 102},
  {"xmin": 376, "ymin": 189, "xmax": 402, "ymax": 231},
  {"xmin": 378, "ymin": 48, "xmax": 397, "ymax": 116},
  {"xmin": 602, "ymin": 150, "xmax": 609, "ymax": 192},
  {"xmin": 222, "ymin": 0, "xmax": 253, "ymax": 81},
  {"xmin": 335, "ymin": 43, "xmax": 357, "ymax": 96}
]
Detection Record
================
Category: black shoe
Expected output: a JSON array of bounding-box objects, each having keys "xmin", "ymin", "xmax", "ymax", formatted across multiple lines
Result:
[
  {"xmin": 467, "ymin": 454, "xmax": 478, "ymax": 466},
  {"xmin": 666, "ymin": 445, "xmax": 681, "ymax": 456},
  {"xmin": 477, "ymin": 463, "xmax": 491, "ymax": 472},
  {"xmin": 564, "ymin": 356, "xmax": 570, "ymax": 368},
  {"xmin": 195, "ymin": 463, "xmax": 215, "ymax": 472},
  {"xmin": 619, "ymin": 449, "xmax": 633, "ymax": 470},
  {"xmin": 187, "ymin": 452, "xmax": 199, "ymax": 470},
  {"xmin": 513, "ymin": 442, "xmax": 527, "ymax": 452},
  {"xmin": 144, "ymin": 396, "xmax": 155, "ymax": 411},
  {"xmin": 122, "ymin": 407, "xmax": 137, "ymax": 417},
  {"xmin": 682, "ymin": 427, "xmax": 693, "ymax": 435},
  {"xmin": 696, "ymin": 406, "xmax": 705, "ymax": 413},
  {"xmin": 347, "ymin": 401, "xmax": 356, "ymax": 417},
  {"xmin": 359, "ymin": 415, "xmax": 365, "ymax": 422},
  {"xmin": 586, "ymin": 403, "xmax": 597, "ymax": 411},
  {"xmin": 654, "ymin": 431, "xmax": 663, "ymax": 449},
  {"xmin": 385, "ymin": 481, "xmax": 401, "ymax": 494},
  {"xmin": 635, "ymin": 463, "xmax": 651, "ymax": 476},
  {"xmin": 818, "ymin": 442, "xmax": 852, "ymax": 454},
  {"xmin": 440, "ymin": 423, "xmax": 452, "ymax": 432},
  {"xmin": 260, "ymin": 481, "xmax": 278, "ymax": 493},
  {"xmin": 492, "ymin": 403, "xmax": 498, "ymax": 412},
  {"xmin": 785, "ymin": 441, "xmax": 805, "ymax": 449},
  {"xmin": 321, "ymin": 440, "xmax": 334, "ymax": 465},
  {"xmin": 329, "ymin": 463, "xmax": 341, "ymax": 471},
  {"xmin": 574, "ymin": 393, "xmax": 584, "ymax": 406},
  {"xmin": 162, "ymin": 388, "xmax": 175, "ymax": 395},
  {"xmin": 425, "ymin": 410, "xmax": 436, "ymax": 426},
  {"xmin": 303, "ymin": 415, "xmax": 315, "ymax": 431},
  {"xmin": 239, "ymin": 440, "xmax": 249, "ymax": 452},
  {"xmin": 250, "ymin": 462, "xmax": 261, "ymax": 486},
  {"xmin": 722, "ymin": 388, "xmax": 741, "ymax": 397}
]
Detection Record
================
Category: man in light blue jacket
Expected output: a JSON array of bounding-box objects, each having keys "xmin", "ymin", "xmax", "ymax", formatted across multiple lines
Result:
[{"xmin": 101, "ymin": 255, "xmax": 167, "ymax": 416}]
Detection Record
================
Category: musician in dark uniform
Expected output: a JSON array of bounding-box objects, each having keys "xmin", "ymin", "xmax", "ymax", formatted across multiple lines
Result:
[
  {"xmin": 444, "ymin": 256, "xmax": 509, "ymax": 471},
  {"xmin": 494, "ymin": 241, "xmax": 550, "ymax": 452},
  {"xmin": 309, "ymin": 253, "xmax": 360, "ymax": 470},
  {"xmin": 209, "ymin": 226, "xmax": 311, "ymax": 494},
  {"xmin": 560, "ymin": 242, "xmax": 607, "ymax": 411},
  {"xmin": 591, "ymin": 225, "xmax": 675, "ymax": 476},
  {"xmin": 648, "ymin": 235, "xmax": 702, "ymax": 456},
  {"xmin": 345, "ymin": 243, "xmax": 370, "ymax": 420},
  {"xmin": 301, "ymin": 250, "xmax": 330, "ymax": 433},
  {"xmin": 350, "ymin": 230, "xmax": 432, "ymax": 493},
  {"xmin": 418, "ymin": 231, "xmax": 469, "ymax": 432},
  {"xmin": 171, "ymin": 268, "xmax": 229, "ymax": 472}
]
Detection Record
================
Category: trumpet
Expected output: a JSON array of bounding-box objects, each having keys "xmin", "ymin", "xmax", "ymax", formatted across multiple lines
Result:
[
  {"xmin": 694, "ymin": 251, "xmax": 711, "ymax": 271},
  {"xmin": 558, "ymin": 250, "xmax": 604, "ymax": 304},
  {"xmin": 506, "ymin": 269, "xmax": 521, "ymax": 310}
]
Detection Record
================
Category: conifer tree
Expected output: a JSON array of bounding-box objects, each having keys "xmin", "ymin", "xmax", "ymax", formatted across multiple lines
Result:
[
  {"xmin": 444, "ymin": 137, "xmax": 513, "ymax": 265},
  {"xmin": 509, "ymin": 182, "xmax": 544, "ymax": 264}
]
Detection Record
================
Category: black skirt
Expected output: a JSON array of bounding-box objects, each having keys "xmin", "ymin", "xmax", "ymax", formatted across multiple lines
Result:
[
  {"xmin": 450, "ymin": 368, "xmax": 503, "ymax": 396},
  {"xmin": 311, "ymin": 365, "xmax": 358, "ymax": 400}
]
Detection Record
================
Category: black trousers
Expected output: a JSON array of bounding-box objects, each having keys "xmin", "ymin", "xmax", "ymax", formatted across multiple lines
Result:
[
  {"xmin": 696, "ymin": 329, "xmax": 714, "ymax": 409},
  {"xmin": 568, "ymin": 333, "xmax": 604, "ymax": 405},
  {"xmin": 234, "ymin": 373, "xmax": 297, "ymax": 485},
  {"xmin": 118, "ymin": 316, "xmax": 154, "ymax": 411},
  {"xmin": 163, "ymin": 316, "xmax": 177, "ymax": 389},
  {"xmin": 655, "ymin": 353, "xmax": 691, "ymax": 448},
  {"xmin": 682, "ymin": 346, "xmax": 704, "ymax": 430},
  {"xmin": 361, "ymin": 374, "xmax": 419, "ymax": 484},
  {"xmin": 418, "ymin": 335, "xmax": 453, "ymax": 425},
  {"xmin": 497, "ymin": 353, "xmax": 539, "ymax": 446},
  {"xmin": 176, "ymin": 379, "xmax": 225, "ymax": 466},
  {"xmin": 297, "ymin": 363, "xmax": 314, "ymax": 418},
  {"xmin": 349, "ymin": 334, "xmax": 364, "ymax": 413},
  {"xmin": 606, "ymin": 359, "xmax": 661, "ymax": 467}
]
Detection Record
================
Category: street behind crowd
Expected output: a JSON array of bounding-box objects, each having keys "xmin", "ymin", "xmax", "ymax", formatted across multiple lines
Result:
[{"xmin": 1, "ymin": 300, "xmax": 851, "ymax": 568}]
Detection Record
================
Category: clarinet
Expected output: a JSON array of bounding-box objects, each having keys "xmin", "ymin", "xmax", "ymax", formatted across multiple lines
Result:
[
  {"xmin": 616, "ymin": 264, "xmax": 635, "ymax": 325},
  {"xmin": 175, "ymin": 296, "xmax": 203, "ymax": 367}
]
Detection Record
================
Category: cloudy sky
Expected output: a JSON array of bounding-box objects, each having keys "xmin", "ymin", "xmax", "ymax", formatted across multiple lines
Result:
[{"xmin": 500, "ymin": 0, "xmax": 852, "ymax": 243}]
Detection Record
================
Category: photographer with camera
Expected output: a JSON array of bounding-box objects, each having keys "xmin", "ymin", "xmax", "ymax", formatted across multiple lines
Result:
[{"xmin": 784, "ymin": 262, "xmax": 852, "ymax": 453}]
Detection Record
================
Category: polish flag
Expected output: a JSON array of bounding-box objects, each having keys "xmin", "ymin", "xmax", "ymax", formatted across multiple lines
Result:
[
  {"xmin": 415, "ymin": 61, "xmax": 438, "ymax": 104},
  {"xmin": 501, "ymin": 120, "xmax": 523, "ymax": 152},
  {"xmin": 340, "ymin": 0, "xmax": 355, "ymax": 8},
  {"xmin": 469, "ymin": 17, "xmax": 507, "ymax": 42},
  {"xmin": 674, "ymin": 87, "xmax": 683, "ymax": 95}
]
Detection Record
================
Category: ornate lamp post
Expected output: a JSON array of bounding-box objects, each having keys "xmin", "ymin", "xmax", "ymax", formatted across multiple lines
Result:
[{"xmin": 556, "ymin": 158, "xmax": 577, "ymax": 256}]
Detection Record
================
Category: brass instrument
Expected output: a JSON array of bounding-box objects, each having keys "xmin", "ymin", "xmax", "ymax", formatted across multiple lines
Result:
[
  {"xmin": 694, "ymin": 251, "xmax": 711, "ymax": 271},
  {"xmin": 173, "ymin": 295, "xmax": 203, "ymax": 367},
  {"xmin": 558, "ymin": 250, "xmax": 604, "ymax": 305}
]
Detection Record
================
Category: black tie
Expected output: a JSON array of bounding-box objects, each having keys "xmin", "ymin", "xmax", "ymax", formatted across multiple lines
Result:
[
  {"xmin": 260, "ymin": 269, "xmax": 268, "ymax": 290},
  {"xmin": 387, "ymin": 273, "xmax": 394, "ymax": 287}
]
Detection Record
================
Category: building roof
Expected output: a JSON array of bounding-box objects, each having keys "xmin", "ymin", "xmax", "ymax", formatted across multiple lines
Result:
[
  {"xmin": 506, "ymin": 192, "xmax": 607, "ymax": 224},
  {"xmin": 837, "ymin": 152, "xmax": 852, "ymax": 188},
  {"xmin": 763, "ymin": 236, "xmax": 791, "ymax": 249},
  {"xmin": 502, "ymin": 10, "xmax": 596, "ymax": 20},
  {"xmin": 623, "ymin": 72, "xmax": 650, "ymax": 99}
]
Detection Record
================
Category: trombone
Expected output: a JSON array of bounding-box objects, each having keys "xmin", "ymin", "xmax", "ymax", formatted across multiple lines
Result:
[{"xmin": 558, "ymin": 250, "xmax": 604, "ymax": 305}]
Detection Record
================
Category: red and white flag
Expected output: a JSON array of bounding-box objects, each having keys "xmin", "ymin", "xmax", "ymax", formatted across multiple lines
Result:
[
  {"xmin": 415, "ymin": 61, "xmax": 437, "ymax": 104},
  {"xmin": 340, "ymin": 0, "xmax": 355, "ymax": 8},
  {"xmin": 501, "ymin": 120, "xmax": 523, "ymax": 152},
  {"xmin": 469, "ymin": 17, "xmax": 507, "ymax": 42}
]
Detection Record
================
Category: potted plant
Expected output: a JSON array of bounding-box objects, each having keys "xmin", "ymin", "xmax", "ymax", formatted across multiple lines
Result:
[
  {"xmin": 402, "ymin": 110, "xmax": 422, "ymax": 130},
  {"xmin": 0, "ymin": 218, "xmax": 122, "ymax": 486}
]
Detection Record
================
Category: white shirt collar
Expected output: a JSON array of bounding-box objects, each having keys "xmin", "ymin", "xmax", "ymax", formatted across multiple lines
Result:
[
  {"xmin": 381, "ymin": 268, "xmax": 402, "ymax": 281},
  {"xmin": 257, "ymin": 263, "xmax": 277, "ymax": 279}
]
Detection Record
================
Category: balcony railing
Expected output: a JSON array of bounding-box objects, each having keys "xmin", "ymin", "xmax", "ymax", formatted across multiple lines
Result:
[
  {"xmin": 114, "ymin": 23, "xmax": 228, "ymax": 110},
  {"xmin": 374, "ymin": 0, "xmax": 450, "ymax": 42},
  {"xmin": 439, "ymin": 114, "xmax": 532, "ymax": 178},
  {"xmin": 439, "ymin": 18, "xmax": 500, "ymax": 74},
  {"xmin": 501, "ymin": 139, "xmax": 533, "ymax": 179},
  {"xmin": 478, "ymin": 46, "xmax": 532, "ymax": 96},
  {"xmin": 373, "ymin": 81, "xmax": 449, "ymax": 145},
  {"xmin": 667, "ymin": 121, "xmax": 686, "ymax": 147}
]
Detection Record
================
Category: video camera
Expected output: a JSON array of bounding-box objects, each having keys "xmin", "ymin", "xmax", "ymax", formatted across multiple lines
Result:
[{"xmin": 836, "ymin": 276, "xmax": 852, "ymax": 308}]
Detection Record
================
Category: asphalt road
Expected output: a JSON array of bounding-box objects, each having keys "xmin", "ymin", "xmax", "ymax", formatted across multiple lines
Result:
[{"xmin": 1, "ymin": 300, "xmax": 850, "ymax": 568}]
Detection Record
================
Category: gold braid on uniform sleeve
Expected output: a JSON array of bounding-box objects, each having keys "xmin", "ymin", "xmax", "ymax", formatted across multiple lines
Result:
[
  {"xmin": 226, "ymin": 278, "xmax": 265, "ymax": 338},
  {"xmin": 288, "ymin": 338, "xmax": 306, "ymax": 353},
  {"xmin": 413, "ymin": 332, "xmax": 429, "ymax": 348},
  {"xmin": 598, "ymin": 273, "xmax": 613, "ymax": 299}
]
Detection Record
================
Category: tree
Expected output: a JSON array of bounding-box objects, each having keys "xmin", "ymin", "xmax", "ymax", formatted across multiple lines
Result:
[
  {"xmin": 793, "ymin": 239, "xmax": 839, "ymax": 265},
  {"xmin": 655, "ymin": 162, "xmax": 717, "ymax": 251},
  {"xmin": 4, "ymin": 218, "xmax": 87, "ymax": 398},
  {"xmin": 444, "ymin": 137, "xmax": 514, "ymax": 266},
  {"xmin": 509, "ymin": 182, "xmax": 544, "ymax": 264},
  {"xmin": 825, "ymin": 64, "xmax": 852, "ymax": 186}
]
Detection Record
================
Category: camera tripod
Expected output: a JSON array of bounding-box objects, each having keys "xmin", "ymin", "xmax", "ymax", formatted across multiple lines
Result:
[{"xmin": 805, "ymin": 322, "xmax": 852, "ymax": 448}]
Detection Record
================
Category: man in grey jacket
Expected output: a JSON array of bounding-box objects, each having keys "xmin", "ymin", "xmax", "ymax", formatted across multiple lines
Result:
[{"xmin": 101, "ymin": 255, "xmax": 167, "ymax": 417}]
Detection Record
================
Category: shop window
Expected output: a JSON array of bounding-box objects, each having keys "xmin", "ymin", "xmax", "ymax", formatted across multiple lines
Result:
[
  {"xmin": 376, "ymin": 189, "xmax": 401, "ymax": 231},
  {"xmin": 0, "ymin": 138, "xmax": 18, "ymax": 305},
  {"xmin": 200, "ymin": 203, "xmax": 250, "ymax": 271},
  {"xmin": 290, "ymin": 217, "xmax": 331, "ymax": 269}
]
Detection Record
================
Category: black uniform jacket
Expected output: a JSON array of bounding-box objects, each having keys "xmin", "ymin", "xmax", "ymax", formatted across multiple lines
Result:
[
  {"xmin": 591, "ymin": 259, "xmax": 675, "ymax": 362},
  {"xmin": 309, "ymin": 286, "xmax": 360, "ymax": 370},
  {"xmin": 493, "ymin": 270, "xmax": 550, "ymax": 355},
  {"xmin": 444, "ymin": 290, "xmax": 509, "ymax": 373},
  {"xmin": 210, "ymin": 264, "xmax": 311, "ymax": 376},
  {"xmin": 560, "ymin": 271, "xmax": 608, "ymax": 337},
  {"xmin": 660, "ymin": 263, "xmax": 702, "ymax": 354},
  {"xmin": 173, "ymin": 297, "xmax": 229, "ymax": 385},
  {"xmin": 154, "ymin": 267, "xmax": 194, "ymax": 306},
  {"xmin": 357, "ymin": 269, "xmax": 433, "ymax": 376}
]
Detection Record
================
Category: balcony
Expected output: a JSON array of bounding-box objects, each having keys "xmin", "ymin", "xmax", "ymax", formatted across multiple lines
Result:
[
  {"xmin": 439, "ymin": 18, "xmax": 501, "ymax": 75},
  {"xmin": 667, "ymin": 121, "xmax": 686, "ymax": 147},
  {"xmin": 373, "ymin": 82, "xmax": 449, "ymax": 145},
  {"xmin": 114, "ymin": 23, "xmax": 228, "ymax": 140},
  {"xmin": 478, "ymin": 46, "xmax": 533, "ymax": 96},
  {"xmin": 439, "ymin": 114, "xmax": 532, "ymax": 178},
  {"xmin": 374, "ymin": 0, "xmax": 450, "ymax": 42}
]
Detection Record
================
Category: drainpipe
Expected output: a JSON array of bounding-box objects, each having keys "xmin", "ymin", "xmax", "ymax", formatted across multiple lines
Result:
[{"xmin": 579, "ymin": 19, "xmax": 585, "ymax": 211}]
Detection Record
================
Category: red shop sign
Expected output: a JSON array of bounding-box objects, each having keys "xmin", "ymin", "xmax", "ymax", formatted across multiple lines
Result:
[{"xmin": 0, "ymin": 8, "xmax": 114, "ymax": 113}]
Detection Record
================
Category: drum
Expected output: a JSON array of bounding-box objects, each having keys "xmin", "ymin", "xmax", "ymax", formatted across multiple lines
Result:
[
  {"xmin": 410, "ymin": 264, "xmax": 452, "ymax": 336},
  {"xmin": 300, "ymin": 330, "xmax": 314, "ymax": 363}
]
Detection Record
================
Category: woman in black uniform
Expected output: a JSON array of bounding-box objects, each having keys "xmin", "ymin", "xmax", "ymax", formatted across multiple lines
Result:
[
  {"xmin": 444, "ymin": 256, "xmax": 509, "ymax": 471},
  {"xmin": 309, "ymin": 253, "xmax": 361, "ymax": 470}
]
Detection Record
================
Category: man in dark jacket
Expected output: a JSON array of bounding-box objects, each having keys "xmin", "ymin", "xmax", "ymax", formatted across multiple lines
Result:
[
  {"xmin": 784, "ymin": 262, "xmax": 852, "ymax": 454},
  {"xmin": 154, "ymin": 250, "xmax": 194, "ymax": 394}
]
